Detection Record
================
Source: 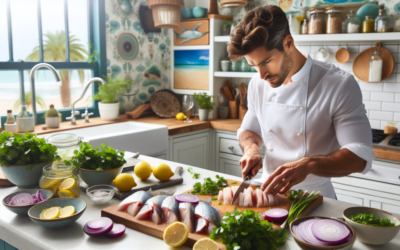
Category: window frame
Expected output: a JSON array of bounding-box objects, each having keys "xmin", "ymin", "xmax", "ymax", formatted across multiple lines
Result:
[{"xmin": 0, "ymin": 0, "xmax": 106, "ymax": 128}]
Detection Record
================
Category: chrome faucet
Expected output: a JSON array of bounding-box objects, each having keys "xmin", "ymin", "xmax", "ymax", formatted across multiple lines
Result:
[
  {"xmin": 29, "ymin": 63, "xmax": 61, "ymax": 125},
  {"xmin": 67, "ymin": 77, "xmax": 105, "ymax": 125},
  {"xmin": 81, "ymin": 103, "xmax": 93, "ymax": 123}
]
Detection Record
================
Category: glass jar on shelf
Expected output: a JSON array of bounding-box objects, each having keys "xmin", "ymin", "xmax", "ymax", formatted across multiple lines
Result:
[
  {"xmin": 39, "ymin": 162, "xmax": 80, "ymax": 198},
  {"xmin": 362, "ymin": 16, "xmax": 374, "ymax": 33},
  {"xmin": 326, "ymin": 6, "xmax": 342, "ymax": 34},
  {"xmin": 368, "ymin": 50, "xmax": 383, "ymax": 83},
  {"xmin": 308, "ymin": 8, "xmax": 325, "ymax": 34},
  {"xmin": 375, "ymin": 9, "xmax": 394, "ymax": 32},
  {"xmin": 46, "ymin": 133, "xmax": 82, "ymax": 161},
  {"xmin": 301, "ymin": 19, "xmax": 308, "ymax": 34},
  {"xmin": 287, "ymin": 11, "xmax": 300, "ymax": 35},
  {"xmin": 346, "ymin": 10, "xmax": 360, "ymax": 33},
  {"xmin": 396, "ymin": 15, "xmax": 400, "ymax": 32}
]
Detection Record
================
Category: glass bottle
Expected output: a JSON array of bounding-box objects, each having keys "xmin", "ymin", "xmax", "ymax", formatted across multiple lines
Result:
[
  {"xmin": 6, "ymin": 110, "xmax": 15, "ymax": 124},
  {"xmin": 287, "ymin": 11, "xmax": 300, "ymax": 35},
  {"xmin": 326, "ymin": 7, "xmax": 342, "ymax": 34},
  {"xmin": 308, "ymin": 8, "xmax": 325, "ymax": 34},
  {"xmin": 362, "ymin": 16, "xmax": 374, "ymax": 33},
  {"xmin": 375, "ymin": 9, "xmax": 394, "ymax": 32},
  {"xmin": 39, "ymin": 162, "xmax": 80, "ymax": 198},
  {"xmin": 346, "ymin": 10, "xmax": 360, "ymax": 33},
  {"xmin": 302, "ymin": 19, "xmax": 308, "ymax": 34},
  {"xmin": 396, "ymin": 15, "xmax": 400, "ymax": 32},
  {"xmin": 368, "ymin": 50, "xmax": 383, "ymax": 83}
]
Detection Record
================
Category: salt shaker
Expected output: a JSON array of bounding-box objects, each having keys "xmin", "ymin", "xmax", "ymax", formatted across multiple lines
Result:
[{"xmin": 368, "ymin": 50, "xmax": 383, "ymax": 83}]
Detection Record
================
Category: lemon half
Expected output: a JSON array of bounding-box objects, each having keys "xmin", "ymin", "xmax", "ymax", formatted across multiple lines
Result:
[
  {"xmin": 59, "ymin": 206, "xmax": 75, "ymax": 218},
  {"xmin": 163, "ymin": 222, "xmax": 189, "ymax": 247},
  {"xmin": 43, "ymin": 207, "xmax": 60, "ymax": 220},
  {"xmin": 193, "ymin": 238, "xmax": 219, "ymax": 250}
]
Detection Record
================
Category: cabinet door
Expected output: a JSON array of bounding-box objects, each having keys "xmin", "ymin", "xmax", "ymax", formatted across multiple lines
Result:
[
  {"xmin": 219, "ymin": 157, "xmax": 262, "ymax": 179},
  {"xmin": 172, "ymin": 134, "xmax": 209, "ymax": 169}
]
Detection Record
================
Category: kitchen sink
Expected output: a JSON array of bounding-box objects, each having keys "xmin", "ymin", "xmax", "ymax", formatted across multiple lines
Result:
[{"xmin": 39, "ymin": 122, "xmax": 168, "ymax": 156}]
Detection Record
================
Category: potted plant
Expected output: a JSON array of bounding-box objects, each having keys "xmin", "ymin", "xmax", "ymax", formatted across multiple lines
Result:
[
  {"xmin": 194, "ymin": 92, "xmax": 215, "ymax": 121},
  {"xmin": 93, "ymin": 76, "xmax": 131, "ymax": 120},
  {"xmin": 45, "ymin": 104, "xmax": 60, "ymax": 128},
  {"xmin": 221, "ymin": 20, "xmax": 232, "ymax": 36},
  {"xmin": 64, "ymin": 142, "xmax": 127, "ymax": 186},
  {"xmin": 0, "ymin": 132, "xmax": 60, "ymax": 188}
]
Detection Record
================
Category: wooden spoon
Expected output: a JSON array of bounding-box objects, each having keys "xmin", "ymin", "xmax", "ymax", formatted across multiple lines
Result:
[
  {"xmin": 226, "ymin": 80, "xmax": 235, "ymax": 97},
  {"xmin": 239, "ymin": 83, "xmax": 247, "ymax": 106}
]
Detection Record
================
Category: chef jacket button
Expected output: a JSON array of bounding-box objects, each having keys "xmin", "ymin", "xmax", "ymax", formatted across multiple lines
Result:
[
  {"xmin": 299, "ymin": 107, "xmax": 304, "ymax": 111},
  {"xmin": 268, "ymin": 129, "xmax": 272, "ymax": 133},
  {"xmin": 271, "ymin": 92, "xmax": 276, "ymax": 97},
  {"xmin": 297, "ymin": 132, "xmax": 302, "ymax": 136}
]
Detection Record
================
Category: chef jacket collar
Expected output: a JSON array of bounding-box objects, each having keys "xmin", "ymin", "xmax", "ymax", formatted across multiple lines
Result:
[{"xmin": 291, "ymin": 54, "xmax": 313, "ymax": 82}]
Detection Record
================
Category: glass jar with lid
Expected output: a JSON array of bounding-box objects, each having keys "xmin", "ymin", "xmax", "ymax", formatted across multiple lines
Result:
[
  {"xmin": 362, "ymin": 16, "xmax": 374, "ymax": 33},
  {"xmin": 287, "ymin": 11, "xmax": 300, "ymax": 35},
  {"xmin": 346, "ymin": 10, "xmax": 360, "ymax": 33},
  {"xmin": 301, "ymin": 19, "xmax": 308, "ymax": 34},
  {"xmin": 308, "ymin": 8, "xmax": 325, "ymax": 34},
  {"xmin": 326, "ymin": 6, "xmax": 342, "ymax": 34},
  {"xmin": 46, "ymin": 133, "xmax": 81, "ymax": 161},
  {"xmin": 39, "ymin": 162, "xmax": 80, "ymax": 198},
  {"xmin": 368, "ymin": 50, "xmax": 383, "ymax": 83},
  {"xmin": 375, "ymin": 9, "xmax": 394, "ymax": 32}
]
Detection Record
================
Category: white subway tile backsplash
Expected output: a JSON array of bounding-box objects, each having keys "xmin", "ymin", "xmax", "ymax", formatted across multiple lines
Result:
[
  {"xmin": 395, "ymin": 93, "xmax": 400, "ymax": 102},
  {"xmin": 370, "ymin": 92, "xmax": 394, "ymax": 102},
  {"xmin": 382, "ymin": 102, "xmax": 400, "ymax": 112},
  {"xmin": 383, "ymin": 73, "xmax": 397, "ymax": 83},
  {"xmin": 359, "ymin": 44, "xmax": 374, "ymax": 53},
  {"xmin": 362, "ymin": 91, "xmax": 370, "ymax": 101},
  {"xmin": 394, "ymin": 113, "xmax": 400, "ymax": 122},
  {"xmin": 347, "ymin": 52, "xmax": 357, "ymax": 63},
  {"xmin": 347, "ymin": 45, "xmax": 359, "ymax": 53},
  {"xmin": 359, "ymin": 81, "xmax": 383, "ymax": 91},
  {"xmin": 310, "ymin": 45, "xmax": 320, "ymax": 53},
  {"xmin": 383, "ymin": 83, "xmax": 400, "ymax": 92},
  {"xmin": 364, "ymin": 101, "xmax": 381, "ymax": 110},
  {"xmin": 369, "ymin": 119, "xmax": 380, "ymax": 129},
  {"xmin": 383, "ymin": 45, "xmax": 398, "ymax": 54},
  {"xmin": 339, "ymin": 63, "xmax": 352, "ymax": 72},
  {"xmin": 370, "ymin": 110, "xmax": 393, "ymax": 120}
]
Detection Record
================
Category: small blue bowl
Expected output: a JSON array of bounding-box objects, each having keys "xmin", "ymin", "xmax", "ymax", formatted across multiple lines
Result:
[
  {"xmin": 192, "ymin": 7, "xmax": 207, "ymax": 18},
  {"xmin": 2, "ymin": 189, "xmax": 53, "ymax": 215},
  {"xmin": 180, "ymin": 8, "xmax": 193, "ymax": 19},
  {"xmin": 28, "ymin": 198, "xmax": 86, "ymax": 228}
]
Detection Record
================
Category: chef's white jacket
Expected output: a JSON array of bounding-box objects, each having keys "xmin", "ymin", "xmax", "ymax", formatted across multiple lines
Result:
[{"xmin": 238, "ymin": 55, "xmax": 375, "ymax": 199}]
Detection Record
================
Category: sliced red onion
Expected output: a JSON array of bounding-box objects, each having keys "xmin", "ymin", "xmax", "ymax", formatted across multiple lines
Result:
[
  {"xmin": 312, "ymin": 219, "xmax": 350, "ymax": 245},
  {"xmin": 296, "ymin": 218, "xmax": 331, "ymax": 246},
  {"xmin": 39, "ymin": 192, "xmax": 47, "ymax": 202},
  {"xmin": 106, "ymin": 223, "xmax": 126, "ymax": 238},
  {"xmin": 87, "ymin": 217, "xmax": 108, "ymax": 230},
  {"xmin": 9, "ymin": 193, "xmax": 34, "ymax": 206},
  {"xmin": 7, "ymin": 198, "xmax": 11, "ymax": 205},
  {"xmin": 175, "ymin": 194, "xmax": 199, "ymax": 204},
  {"xmin": 264, "ymin": 208, "xmax": 288, "ymax": 224},
  {"xmin": 36, "ymin": 190, "xmax": 42, "ymax": 202},
  {"xmin": 83, "ymin": 217, "xmax": 113, "ymax": 237}
]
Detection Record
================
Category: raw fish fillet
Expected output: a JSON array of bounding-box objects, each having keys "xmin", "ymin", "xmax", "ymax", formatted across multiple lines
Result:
[
  {"xmin": 117, "ymin": 191, "xmax": 151, "ymax": 216},
  {"xmin": 276, "ymin": 193, "xmax": 288, "ymax": 205},
  {"xmin": 223, "ymin": 187, "xmax": 233, "ymax": 205},
  {"xmin": 136, "ymin": 195, "xmax": 168, "ymax": 221},
  {"xmin": 262, "ymin": 192, "xmax": 269, "ymax": 207},
  {"xmin": 243, "ymin": 187, "xmax": 253, "ymax": 207},
  {"xmin": 255, "ymin": 189, "xmax": 264, "ymax": 207},
  {"xmin": 161, "ymin": 196, "xmax": 180, "ymax": 225},
  {"xmin": 267, "ymin": 194, "xmax": 274, "ymax": 207},
  {"xmin": 179, "ymin": 202, "xmax": 197, "ymax": 233},
  {"xmin": 238, "ymin": 193, "xmax": 244, "ymax": 207},
  {"xmin": 231, "ymin": 186, "xmax": 239, "ymax": 194},
  {"xmin": 194, "ymin": 201, "xmax": 221, "ymax": 234},
  {"xmin": 152, "ymin": 206, "xmax": 163, "ymax": 225},
  {"xmin": 217, "ymin": 190, "xmax": 223, "ymax": 201},
  {"xmin": 274, "ymin": 194, "xmax": 280, "ymax": 206}
]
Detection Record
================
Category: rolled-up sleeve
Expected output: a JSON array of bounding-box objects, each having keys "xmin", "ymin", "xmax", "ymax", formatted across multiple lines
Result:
[
  {"xmin": 332, "ymin": 76, "xmax": 375, "ymax": 174},
  {"xmin": 237, "ymin": 79, "xmax": 263, "ymax": 140}
]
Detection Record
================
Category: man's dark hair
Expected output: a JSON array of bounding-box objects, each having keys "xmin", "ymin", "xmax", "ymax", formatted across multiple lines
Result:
[{"xmin": 227, "ymin": 5, "xmax": 291, "ymax": 62}]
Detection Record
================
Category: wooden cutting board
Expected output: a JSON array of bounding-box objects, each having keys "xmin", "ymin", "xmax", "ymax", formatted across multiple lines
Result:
[
  {"xmin": 0, "ymin": 168, "xmax": 15, "ymax": 186},
  {"xmin": 101, "ymin": 179, "xmax": 323, "ymax": 249}
]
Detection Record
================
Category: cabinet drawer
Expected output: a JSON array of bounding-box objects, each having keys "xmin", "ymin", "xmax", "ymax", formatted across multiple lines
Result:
[
  {"xmin": 220, "ymin": 138, "xmax": 242, "ymax": 156},
  {"xmin": 219, "ymin": 157, "xmax": 263, "ymax": 179}
]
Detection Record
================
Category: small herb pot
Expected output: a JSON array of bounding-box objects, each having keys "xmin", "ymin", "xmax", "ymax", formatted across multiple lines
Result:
[
  {"xmin": 198, "ymin": 109, "xmax": 209, "ymax": 121},
  {"xmin": 45, "ymin": 116, "xmax": 60, "ymax": 128},
  {"xmin": 79, "ymin": 165, "xmax": 123, "ymax": 187},
  {"xmin": 98, "ymin": 102, "xmax": 120, "ymax": 121}
]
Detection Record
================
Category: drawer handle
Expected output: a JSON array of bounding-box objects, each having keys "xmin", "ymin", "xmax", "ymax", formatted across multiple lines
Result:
[{"xmin": 228, "ymin": 146, "xmax": 234, "ymax": 150}]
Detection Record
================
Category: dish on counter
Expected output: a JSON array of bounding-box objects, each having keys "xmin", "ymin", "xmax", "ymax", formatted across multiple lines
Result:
[{"xmin": 2, "ymin": 189, "xmax": 53, "ymax": 215}]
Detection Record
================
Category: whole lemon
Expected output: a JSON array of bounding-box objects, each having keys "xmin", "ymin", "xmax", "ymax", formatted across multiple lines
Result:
[
  {"xmin": 153, "ymin": 163, "xmax": 175, "ymax": 182},
  {"xmin": 134, "ymin": 161, "xmax": 153, "ymax": 180},
  {"xmin": 176, "ymin": 112, "xmax": 187, "ymax": 120},
  {"xmin": 113, "ymin": 173, "xmax": 137, "ymax": 192}
]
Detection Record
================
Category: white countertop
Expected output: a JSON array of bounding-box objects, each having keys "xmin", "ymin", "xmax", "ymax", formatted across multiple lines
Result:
[{"xmin": 1, "ymin": 153, "xmax": 400, "ymax": 250}]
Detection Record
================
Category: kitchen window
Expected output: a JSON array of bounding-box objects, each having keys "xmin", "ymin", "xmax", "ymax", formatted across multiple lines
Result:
[{"xmin": 0, "ymin": 0, "xmax": 106, "ymax": 126}]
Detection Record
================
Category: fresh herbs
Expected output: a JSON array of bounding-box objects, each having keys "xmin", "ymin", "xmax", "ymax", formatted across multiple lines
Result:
[
  {"xmin": 191, "ymin": 175, "xmax": 228, "ymax": 195},
  {"xmin": 350, "ymin": 213, "xmax": 395, "ymax": 227},
  {"xmin": 0, "ymin": 132, "xmax": 60, "ymax": 169},
  {"xmin": 64, "ymin": 142, "xmax": 126, "ymax": 171},
  {"xmin": 210, "ymin": 207, "xmax": 287, "ymax": 250},
  {"xmin": 193, "ymin": 92, "xmax": 216, "ymax": 111},
  {"xmin": 231, "ymin": 181, "xmax": 237, "ymax": 184},
  {"xmin": 218, "ymin": 202, "xmax": 222, "ymax": 205},
  {"xmin": 188, "ymin": 167, "xmax": 201, "ymax": 179},
  {"xmin": 211, "ymin": 197, "xmax": 218, "ymax": 201},
  {"xmin": 93, "ymin": 76, "xmax": 131, "ymax": 103},
  {"xmin": 281, "ymin": 190, "xmax": 320, "ymax": 228}
]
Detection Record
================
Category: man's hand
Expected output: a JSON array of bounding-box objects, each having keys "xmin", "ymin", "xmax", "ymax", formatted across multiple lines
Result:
[
  {"xmin": 261, "ymin": 157, "xmax": 313, "ymax": 195},
  {"xmin": 239, "ymin": 144, "xmax": 263, "ymax": 179}
]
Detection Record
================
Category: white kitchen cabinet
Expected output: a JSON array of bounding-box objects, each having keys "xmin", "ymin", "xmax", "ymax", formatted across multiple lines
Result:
[
  {"xmin": 169, "ymin": 130, "xmax": 211, "ymax": 170},
  {"xmin": 151, "ymin": 153, "xmax": 168, "ymax": 160},
  {"xmin": 219, "ymin": 154, "xmax": 263, "ymax": 179}
]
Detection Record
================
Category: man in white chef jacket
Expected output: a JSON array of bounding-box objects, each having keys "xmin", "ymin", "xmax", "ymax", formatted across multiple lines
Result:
[{"xmin": 230, "ymin": 5, "xmax": 375, "ymax": 199}]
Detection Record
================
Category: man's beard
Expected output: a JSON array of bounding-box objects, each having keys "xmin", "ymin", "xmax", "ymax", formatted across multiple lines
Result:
[{"xmin": 265, "ymin": 52, "xmax": 293, "ymax": 88}]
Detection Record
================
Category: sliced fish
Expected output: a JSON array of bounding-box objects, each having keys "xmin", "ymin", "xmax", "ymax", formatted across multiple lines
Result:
[
  {"xmin": 223, "ymin": 187, "xmax": 232, "ymax": 205},
  {"xmin": 262, "ymin": 192, "xmax": 269, "ymax": 207},
  {"xmin": 255, "ymin": 189, "xmax": 263, "ymax": 207},
  {"xmin": 276, "ymin": 193, "xmax": 288, "ymax": 204},
  {"xmin": 231, "ymin": 186, "xmax": 239, "ymax": 194},
  {"xmin": 243, "ymin": 187, "xmax": 253, "ymax": 207},
  {"xmin": 267, "ymin": 194, "xmax": 274, "ymax": 207},
  {"xmin": 239, "ymin": 192, "xmax": 244, "ymax": 207},
  {"xmin": 217, "ymin": 190, "xmax": 223, "ymax": 201},
  {"xmin": 117, "ymin": 191, "xmax": 151, "ymax": 216},
  {"xmin": 152, "ymin": 206, "xmax": 163, "ymax": 225},
  {"xmin": 136, "ymin": 195, "xmax": 169, "ymax": 221},
  {"xmin": 194, "ymin": 202, "xmax": 221, "ymax": 234},
  {"xmin": 179, "ymin": 202, "xmax": 197, "ymax": 233},
  {"xmin": 161, "ymin": 196, "xmax": 180, "ymax": 225}
]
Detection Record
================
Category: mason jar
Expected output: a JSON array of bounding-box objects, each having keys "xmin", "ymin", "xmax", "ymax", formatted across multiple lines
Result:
[
  {"xmin": 47, "ymin": 133, "xmax": 81, "ymax": 161},
  {"xmin": 375, "ymin": 9, "xmax": 394, "ymax": 32},
  {"xmin": 308, "ymin": 8, "xmax": 325, "ymax": 34},
  {"xmin": 39, "ymin": 162, "xmax": 80, "ymax": 198},
  {"xmin": 362, "ymin": 16, "xmax": 375, "ymax": 33},
  {"xmin": 326, "ymin": 7, "xmax": 342, "ymax": 34},
  {"xmin": 346, "ymin": 10, "xmax": 360, "ymax": 33},
  {"xmin": 287, "ymin": 11, "xmax": 300, "ymax": 35}
]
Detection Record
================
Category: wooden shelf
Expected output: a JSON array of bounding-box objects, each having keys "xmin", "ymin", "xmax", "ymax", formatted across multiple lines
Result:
[
  {"xmin": 172, "ymin": 45, "xmax": 210, "ymax": 50},
  {"xmin": 214, "ymin": 71, "xmax": 256, "ymax": 78},
  {"xmin": 214, "ymin": 32, "xmax": 400, "ymax": 43}
]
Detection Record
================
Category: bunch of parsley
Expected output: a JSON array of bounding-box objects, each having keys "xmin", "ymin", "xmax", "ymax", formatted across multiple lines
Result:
[
  {"xmin": 0, "ymin": 132, "xmax": 60, "ymax": 169},
  {"xmin": 191, "ymin": 175, "xmax": 228, "ymax": 195},
  {"xmin": 210, "ymin": 207, "xmax": 287, "ymax": 250},
  {"xmin": 350, "ymin": 213, "xmax": 395, "ymax": 227},
  {"xmin": 64, "ymin": 142, "xmax": 126, "ymax": 170}
]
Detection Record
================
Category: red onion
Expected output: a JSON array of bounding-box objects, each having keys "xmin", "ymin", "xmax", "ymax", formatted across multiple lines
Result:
[
  {"xmin": 312, "ymin": 219, "xmax": 350, "ymax": 245},
  {"xmin": 264, "ymin": 208, "xmax": 288, "ymax": 224},
  {"xmin": 175, "ymin": 194, "xmax": 199, "ymax": 204},
  {"xmin": 87, "ymin": 217, "xmax": 108, "ymax": 230},
  {"xmin": 9, "ymin": 193, "xmax": 34, "ymax": 206},
  {"xmin": 83, "ymin": 217, "xmax": 114, "ymax": 237},
  {"xmin": 106, "ymin": 223, "xmax": 126, "ymax": 238}
]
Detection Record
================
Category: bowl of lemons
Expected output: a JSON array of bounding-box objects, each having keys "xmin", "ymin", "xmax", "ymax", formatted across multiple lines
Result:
[{"xmin": 28, "ymin": 198, "xmax": 86, "ymax": 228}]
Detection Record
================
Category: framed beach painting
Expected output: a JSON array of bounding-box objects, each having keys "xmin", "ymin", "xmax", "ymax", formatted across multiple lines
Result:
[{"xmin": 174, "ymin": 49, "xmax": 209, "ymax": 90}]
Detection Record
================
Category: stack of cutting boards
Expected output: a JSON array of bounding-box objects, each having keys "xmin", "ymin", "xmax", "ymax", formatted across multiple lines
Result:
[{"xmin": 102, "ymin": 179, "xmax": 323, "ymax": 249}]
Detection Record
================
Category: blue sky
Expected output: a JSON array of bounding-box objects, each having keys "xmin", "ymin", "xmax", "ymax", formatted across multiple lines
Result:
[{"xmin": 174, "ymin": 50, "xmax": 209, "ymax": 65}]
